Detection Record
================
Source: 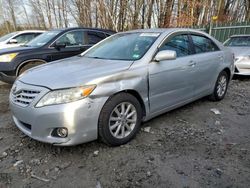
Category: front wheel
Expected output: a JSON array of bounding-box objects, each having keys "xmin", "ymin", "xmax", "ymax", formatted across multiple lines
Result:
[
  {"xmin": 209, "ymin": 71, "xmax": 229, "ymax": 101},
  {"xmin": 98, "ymin": 93, "xmax": 142, "ymax": 146}
]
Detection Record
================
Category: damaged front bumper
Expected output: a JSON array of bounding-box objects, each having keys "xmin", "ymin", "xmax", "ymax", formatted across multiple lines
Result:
[{"xmin": 9, "ymin": 81, "xmax": 108, "ymax": 146}]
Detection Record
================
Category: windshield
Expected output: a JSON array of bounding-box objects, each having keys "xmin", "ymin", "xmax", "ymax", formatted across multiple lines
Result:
[
  {"xmin": 26, "ymin": 30, "xmax": 61, "ymax": 47},
  {"xmin": 224, "ymin": 36, "xmax": 250, "ymax": 47},
  {"xmin": 0, "ymin": 32, "xmax": 17, "ymax": 42},
  {"xmin": 83, "ymin": 32, "xmax": 160, "ymax": 61}
]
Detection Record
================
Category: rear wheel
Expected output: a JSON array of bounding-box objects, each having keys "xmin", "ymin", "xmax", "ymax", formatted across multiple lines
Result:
[
  {"xmin": 18, "ymin": 61, "xmax": 45, "ymax": 75},
  {"xmin": 209, "ymin": 71, "xmax": 229, "ymax": 101},
  {"xmin": 98, "ymin": 93, "xmax": 142, "ymax": 146}
]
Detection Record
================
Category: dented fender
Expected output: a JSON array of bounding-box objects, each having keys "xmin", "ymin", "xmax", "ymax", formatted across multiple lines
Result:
[{"xmin": 88, "ymin": 65, "xmax": 150, "ymax": 119}]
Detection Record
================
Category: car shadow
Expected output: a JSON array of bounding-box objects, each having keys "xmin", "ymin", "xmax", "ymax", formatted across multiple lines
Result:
[{"xmin": 233, "ymin": 75, "xmax": 250, "ymax": 81}]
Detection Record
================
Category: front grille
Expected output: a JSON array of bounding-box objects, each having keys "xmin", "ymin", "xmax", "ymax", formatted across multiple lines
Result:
[{"xmin": 12, "ymin": 89, "xmax": 40, "ymax": 107}]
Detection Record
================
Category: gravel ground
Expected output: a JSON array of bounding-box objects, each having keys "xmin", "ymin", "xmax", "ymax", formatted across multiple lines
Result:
[{"xmin": 0, "ymin": 77, "xmax": 250, "ymax": 188}]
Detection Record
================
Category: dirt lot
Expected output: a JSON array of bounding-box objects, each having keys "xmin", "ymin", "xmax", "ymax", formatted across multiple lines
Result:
[{"xmin": 0, "ymin": 77, "xmax": 250, "ymax": 188}]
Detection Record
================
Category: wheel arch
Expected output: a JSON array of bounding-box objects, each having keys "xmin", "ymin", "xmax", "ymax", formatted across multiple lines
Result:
[
  {"xmin": 222, "ymin": 67, "xmax": 231, "ymax": 80},
  {"xmin": 16, "ymin": 59, "xmax": 47, "ymax": 76},
  {"xmin": 110, "ymin": 89, "xmax": 147, "ymax": 118}
]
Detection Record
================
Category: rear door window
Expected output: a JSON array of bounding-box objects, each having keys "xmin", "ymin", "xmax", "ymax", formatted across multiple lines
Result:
[
  {"xmin": 87, "ymin": 31, "xmax": 106, "ymax": 44},
  {"xmin": 159, "ymin": 34, "xmax": 192, "ymax": 57},
  {"xmin": 191, "ymin": 35, "xmax": 219, "ymax": 54}
]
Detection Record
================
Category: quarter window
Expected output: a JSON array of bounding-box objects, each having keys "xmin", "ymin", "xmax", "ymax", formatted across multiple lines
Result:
[
  {"xmin": 191, "ymin": 35, "xmax": 219, "ymax": 54},
  {"xmin": 159, "ymin": 35, "xmax": 192, "ymax": 57},
  {"xmin": 56, "ymin": 31, "xmax": 85, "ymax": 47}
]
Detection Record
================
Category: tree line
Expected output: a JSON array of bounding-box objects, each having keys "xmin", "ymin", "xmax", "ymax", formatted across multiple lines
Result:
[{"xmin": 0, "ymin": 0, "xmax": 250, "ymax": 35}]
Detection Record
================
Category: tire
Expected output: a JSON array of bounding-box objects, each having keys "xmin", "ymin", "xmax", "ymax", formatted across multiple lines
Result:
[
  {"xmin": 98, "ymin": 93, "xmax": 142, "ymax": 146},
  {"xmin": 18, "ymin": 61, "xmax": 45, "ymax": 75},
  {"xmin": 209, "ymin": 71, "xmax": 229, "ymax": 101}
]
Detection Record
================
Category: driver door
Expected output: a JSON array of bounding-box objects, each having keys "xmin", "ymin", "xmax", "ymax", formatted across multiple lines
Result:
[{"xmin": 148, "ymin": 34, "xmax": 196, "ymax": 114}]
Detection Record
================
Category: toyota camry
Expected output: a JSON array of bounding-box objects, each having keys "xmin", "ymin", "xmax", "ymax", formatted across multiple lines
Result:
[{"xmin": 9, "ymin": 29, "xmax": 234, "ymax": 146}]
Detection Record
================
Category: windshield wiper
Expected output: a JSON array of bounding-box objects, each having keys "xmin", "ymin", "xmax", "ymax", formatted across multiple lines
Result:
[{"xmin": 85, "ymin": 56, "xmax": 105, "ymax": 59}]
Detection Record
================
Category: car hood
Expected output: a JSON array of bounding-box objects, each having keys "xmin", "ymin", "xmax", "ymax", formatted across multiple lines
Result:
[
  {"xmin": 19, "ymin": 56, "xmax": 134, "ymax": 89},
  {"xmin": 0, "ymin": 42, "xmax": 9, "ymax": 50},
  {"xmin": 0, "ymin": 44, "xmax": 22, "ymax": 50},
  {"xmin": 227, "ymin": 47, "xmax": 250, "ymax": 57},
  {"xmin": 0, "ymin": 46, "xmax": 36, "ymax": 54}
]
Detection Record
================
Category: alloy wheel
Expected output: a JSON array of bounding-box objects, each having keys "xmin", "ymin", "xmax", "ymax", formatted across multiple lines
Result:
[
  {"xmin": 109, "ymin": 102, "xmax": 137, "ymax": 139},
  {"xmin": 216, "ymin": 75, "xmax": 227, "ymax": 97}
]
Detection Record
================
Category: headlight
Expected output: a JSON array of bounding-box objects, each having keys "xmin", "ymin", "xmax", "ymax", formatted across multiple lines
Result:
[
  {"xmin": 36, "ymin": 85, "xmax": 96, "ymax": 107},
  {"xmin": 0, "ymin": 53, "xmax": 18, "ymax": 62}
]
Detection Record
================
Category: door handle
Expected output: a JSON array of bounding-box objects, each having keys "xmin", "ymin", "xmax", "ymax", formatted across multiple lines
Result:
[{"xmin": 188, "ymin": 61, "xmax": 196, "ymax": 67}]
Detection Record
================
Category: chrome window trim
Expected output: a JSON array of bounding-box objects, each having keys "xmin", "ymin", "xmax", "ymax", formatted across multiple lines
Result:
[
  {"xmin": 152, "ymin": 30, "xmax": 222, "ymax": 61},
  {"xmin": 151, "ymin": 31, "xmax": 191, "ymax": 61},
  {"xmin": 158, "ymin": 33, "xmax": 192, "ymax": 58},
  {"xmin": 189, "ymin": 33, "xmax": 221, "ymax": 53}
]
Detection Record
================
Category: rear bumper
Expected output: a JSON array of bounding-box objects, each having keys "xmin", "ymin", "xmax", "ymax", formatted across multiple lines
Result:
[
  {"xmin": 234, "ymin": 72, "xmax": 250, "ymax": 76},
  {"xmin": 0, "ymin": 72, "xmax": 16, "ymax": 84},
  {"xmin": 234, "ymin": 67, "xmax": 250, "ymax": 75}
]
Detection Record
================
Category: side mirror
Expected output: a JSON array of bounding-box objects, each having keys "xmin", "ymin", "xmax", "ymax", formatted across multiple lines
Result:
[
  {"xmin": 154, "ymin": 50, "xmax": 176, "ymax": 62},
  {"xmin": 54, "ymin": 41, "xmax": 66, "ymax": 49},
  {"xmin": 8, "ymin": 39, "xmax": 18, "ymax": 44}
]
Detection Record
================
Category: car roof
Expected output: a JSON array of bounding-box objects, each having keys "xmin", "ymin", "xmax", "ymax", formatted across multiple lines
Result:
[
  {"xmin": 122, "ymin": 28, "xmax": 208, "ymax": 35},
  {"xmin": 123, "ymin": 28, "xmax": 180, "ymax": 33},
  {"xmin": 230, "ymin": 34, "xmax": 250, "ymax": 38},
  {"xmin": 16, "ymin": 30, "xmax": 46, "ymax": 33},
  {"xmin": 50, "ymin": 27, "xmax": 116, "ymax": 34}
]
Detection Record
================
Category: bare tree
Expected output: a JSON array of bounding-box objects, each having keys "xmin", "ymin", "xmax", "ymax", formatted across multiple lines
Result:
[
  {"xmin": 246, "ymin": 0, "xmax": 250, "ymax": 20},
  {"xmin": 61, "ymin": 0, "xmax": 69, "ymax": 27},
  {"xmin": 45, "ymin": 0, "xmax": 53, "ymax": 28},
  {"xmin": 1, "ymin": 0, "xmax": 250, "ymax": 35},
  {"xmin": 29, "ymin": 0, "xmax": 47, "ymax": 29},
  {"xmin": 6, "ymin": 0, "xmax": 17, "ymax": 30}
]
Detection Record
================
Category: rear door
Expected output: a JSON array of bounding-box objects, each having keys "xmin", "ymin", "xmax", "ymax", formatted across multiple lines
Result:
[
  {"xmin": 190, "ymin": 34, "xmax": 223, "ymax": 96},
  {"xmin": 50, "ymin": 30, "xmax": 87, "ymax": 61},
  {"xmin": 148, "ymin": 34, "xmax": 196, "ymax": 113}
]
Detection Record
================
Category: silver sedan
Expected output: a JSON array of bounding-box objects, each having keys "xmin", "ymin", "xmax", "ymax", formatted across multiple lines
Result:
[
  {"xmin": 9, "ymin": 29, "xmax": 234, "ymax": 146},
  {"xmin": 224, "ymin": 35, "xmax": 250, "ymax": 75}
]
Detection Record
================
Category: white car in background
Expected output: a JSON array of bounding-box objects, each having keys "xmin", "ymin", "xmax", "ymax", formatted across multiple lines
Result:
[
  {"xmin": 224, "ymin": 35, "xmax": 250, "ymax": 75},
  {"xmin": 0, "ymin": 30, "xmax": 45, "ymax": 50}
]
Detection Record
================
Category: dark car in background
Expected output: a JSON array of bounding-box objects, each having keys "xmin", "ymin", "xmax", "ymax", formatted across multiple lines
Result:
[{"xmin": 0, "ymin": 27, "xmax": 115, "ymax": 83}]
